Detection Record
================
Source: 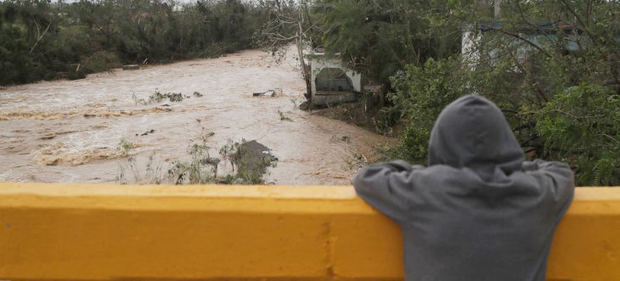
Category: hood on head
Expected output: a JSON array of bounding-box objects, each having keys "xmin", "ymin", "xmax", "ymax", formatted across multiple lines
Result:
[{"xmin": 428, "ymin": 95, "xmax": 524, "ymax": 182}]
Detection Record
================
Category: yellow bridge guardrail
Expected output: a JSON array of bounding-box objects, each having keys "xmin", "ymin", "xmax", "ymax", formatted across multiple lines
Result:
[{"xmin": 1, "ymin": 183, "xmax": 619, "ymax": 280}]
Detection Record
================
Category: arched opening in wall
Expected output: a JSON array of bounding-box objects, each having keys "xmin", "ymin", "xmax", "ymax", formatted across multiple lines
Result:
[{"xmin": 315, "ymin": 68, "xmax": 354, "ymax": 92}]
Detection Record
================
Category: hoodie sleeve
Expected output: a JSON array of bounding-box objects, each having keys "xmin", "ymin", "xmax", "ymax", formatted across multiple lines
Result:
[
  {"xmin": 353, "ymin": 160, "xmax": 422, "ymax": 224},
  {"xmin": 523, "ymin": 159, "xmax": 575, "ymax": 218}
]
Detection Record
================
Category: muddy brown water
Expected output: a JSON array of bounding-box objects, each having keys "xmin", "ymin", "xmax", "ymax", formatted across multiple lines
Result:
[{"xmin": 0, "ymin": 48, "xmax": 389, "ymax": 185}]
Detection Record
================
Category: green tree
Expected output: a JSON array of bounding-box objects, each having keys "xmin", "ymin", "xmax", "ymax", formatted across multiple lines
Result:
[
  {"xmin": 385, "ymin": 0, "xmax": 619, "ymax": 185},
  {"xmin": 0, "ymin": 0, "xmax": 272, "ymax": 85},
  {"xmin": 314, "ymin": 0, "xmax": 463, "ymax": 84},
  {"xmin": 537, "ymin": 84, "xmax": 619, "ymax": 185},
  {"xmin": 387, "ymin": 57, "xmax": 470, "ymax": 162}
]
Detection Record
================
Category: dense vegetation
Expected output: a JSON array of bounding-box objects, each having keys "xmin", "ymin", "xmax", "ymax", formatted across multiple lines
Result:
[
  {"xmin": 313, "ymin": 0, "xmax": 619, "ymax": 185},
  {"xmin": 1, "ymin": 0, "xmax": 617, "ymax": 185},
  {"xmin": 398, "ymin": 1, "xmax": 618, "ymax": 186},
  {"xmin": 304, "ymin": 0, "xmax": 617, "ymax": 185},
  {"xmin": 0, "ymin": 0, "xmax": 269, "ymax": 85},
  {"xmin": 313, "ymin": 0, "xmax": 463, "ymax": 84}
]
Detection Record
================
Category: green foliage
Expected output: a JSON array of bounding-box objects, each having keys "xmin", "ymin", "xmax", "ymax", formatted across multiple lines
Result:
[
  {"xmin": 168, "ymin": 142, "xmax": 218, "ymax": 185},
  {"xmin": 148, "ymin": 91, "xmax": 184, "ymax": 103},
  {"xmin": 117, "ymin": 138, "xmax": 136, "ymax": 157},
  {"xmin": 382, "ymin": 1, "xmax": 619, "ymax": 185},
  {"xmin": 163, "ymin": 137, "xmax": 277, "ymax": 185},
  {"xmin": 80, "ymin": 51, "xmax": 121, "ymax": 74},
  {"xmin": 387, "ymin": 57, "xmax": 470, "ymax": 162},
  {"xmin": 117, "ymin": 153, "xmax": 167, "ymax": 185},
  {"xmin": 536, "ymin": 84, "xmax": 619, "ymax": 185},
  {"xmin": 0, "ymin": 0, "xmax": 272, "ymax": 85},
  {"xmin": 314, "ymin": 0, "xmax": 464, "ymax": 83},
  {"xmin": 0, "ymin": 25, "xmax": 34, "ymax": 84}
]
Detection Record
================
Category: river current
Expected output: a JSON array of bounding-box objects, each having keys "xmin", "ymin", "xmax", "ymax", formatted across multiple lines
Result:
[{"xmin": 0, "ymin": 48, "xmax": 388, "ymax": 185}]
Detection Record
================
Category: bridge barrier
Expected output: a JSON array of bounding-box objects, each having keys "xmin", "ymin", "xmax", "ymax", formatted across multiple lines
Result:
[{"xmin": 1, "ymin": 183, "xmax": 619, "ymax": 280}]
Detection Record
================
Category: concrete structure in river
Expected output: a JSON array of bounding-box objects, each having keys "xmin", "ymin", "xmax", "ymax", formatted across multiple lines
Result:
[{"xmin": 308, "ymin": 53, "xmax": 362, "ymax": 106}]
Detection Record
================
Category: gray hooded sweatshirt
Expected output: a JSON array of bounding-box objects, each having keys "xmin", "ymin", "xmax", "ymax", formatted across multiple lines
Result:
[{"xmin": 353, "ymin": 95, "xmax": 574, "ymax": 281}]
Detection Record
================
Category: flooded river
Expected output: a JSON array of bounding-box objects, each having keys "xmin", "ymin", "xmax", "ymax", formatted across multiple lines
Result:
[{"xmin": 0, "ymin": 48, "xmax": 388, "ymax": 185}]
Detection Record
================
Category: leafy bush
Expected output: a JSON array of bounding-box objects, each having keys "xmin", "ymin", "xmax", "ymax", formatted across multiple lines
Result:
[
  {"xmin": 389, "ymin": 55, "xmax": 619, "ymax": 186},
  {"xmin": 387, "ymin": 57, "xmax": 469, "ymax": 162},
  {"xmin": 536, "ymin": 84, "xmax": 619, "ymax": 185},
  {"xmin": 380, "ymin": 1, "xmax": 619, "ymax": 186}
]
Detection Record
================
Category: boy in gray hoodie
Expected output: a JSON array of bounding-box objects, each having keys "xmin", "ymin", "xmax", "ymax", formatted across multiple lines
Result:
[{"xmin": 353, "ymin": 95, "xmax": 574, "ymax": 281}]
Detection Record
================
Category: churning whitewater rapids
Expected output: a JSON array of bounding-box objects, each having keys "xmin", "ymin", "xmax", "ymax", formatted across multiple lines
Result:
[{"xmin": 0, "ymin": 48, "xmax": 389, "ymax": 185}]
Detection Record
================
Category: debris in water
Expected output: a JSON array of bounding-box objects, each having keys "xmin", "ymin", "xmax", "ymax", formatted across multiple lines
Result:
[
  {"xmin": 136, "ymin": 129, "xmax": 155, "ymax": 136},
  {"xmin": 299, "ymin": 100, "xmax": 311, "ymax": 111},
  {"xmin": 235, "ymin": 140, "xmax": 278, "ymax": 167},
  {"xmin": 148, "ymin": 91, "xmax": 184, "ymax": 103},
  {"xmin": 330, "ymin": 135, "xmax": 352, "ymax": 144},
  {"xmin": 122, "ymin": 64, "xmax": 140, "ymax": 70},
  {"xmin": 39, "ymin": 130, "xmax": 78, "ymax": 140},
  {"xmin": 278, "ymin": 110, "xmax": 293, "ymax": 121},
  {"xmin": 252, "ymin": 90, "xmax": 276, "ymax": 97}
]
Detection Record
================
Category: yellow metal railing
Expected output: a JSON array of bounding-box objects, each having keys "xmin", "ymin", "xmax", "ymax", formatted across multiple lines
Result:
[{"xmin": 1, "ymin": 183, "xmax": 619, "ymax": 280}]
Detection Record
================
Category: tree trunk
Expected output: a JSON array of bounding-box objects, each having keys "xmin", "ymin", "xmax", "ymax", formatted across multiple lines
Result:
[
  {"xmin": 297, "ymin": 37, "xmax": 312, "ymax": 103},
  {"xmin": 297, "ymin": 8, "xmax": 312, "ymax": 103}
]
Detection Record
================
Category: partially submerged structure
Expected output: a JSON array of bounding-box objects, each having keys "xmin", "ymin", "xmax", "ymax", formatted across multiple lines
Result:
[{"xmin": 308, "ymin": 53, "xmax": 361, "ymax": 106}]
